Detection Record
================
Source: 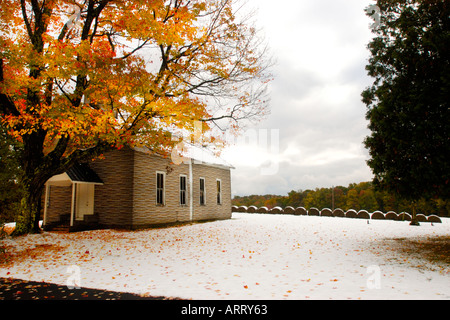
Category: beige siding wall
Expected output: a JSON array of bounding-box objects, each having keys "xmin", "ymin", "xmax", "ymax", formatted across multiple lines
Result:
[
  {"xmin": 132, "ymin": 151, "xmax": 191, "ymax": 227},
  {"xmin": 192, "ymin": 162, "xmax": 232, "ymax": 221},
  {"xmin": 90, "ymin": 148, "xmax": 134, "ymax": 228},
  {"xmin": 132, "ymin": 151, "xmax": 232, "ymax": 227},
  {"xmin": 45, "ymin": 148, "xmax": 232, "ymax": 230},
  {"xmin": 46, "ymin": 185, "xmax": 72, "ymax": 224}
]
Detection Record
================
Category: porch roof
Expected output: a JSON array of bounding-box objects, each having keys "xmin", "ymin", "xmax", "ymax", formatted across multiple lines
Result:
[
  {"xmin": 46, "ymin": 163, "xmax": 104, "ymax": 186},
  {"xmin": 66, "ymin": 162, "xmax": 104, "ymax": 184}
]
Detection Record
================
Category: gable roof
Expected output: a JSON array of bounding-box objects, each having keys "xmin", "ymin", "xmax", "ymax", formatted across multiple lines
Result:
[
  {"xmin": 66, "ymin": 162, "xmax": 104, "ymax": 184},
  {"xmin": 134, "ymin": 144, "xmax": 234, "ymax": 170},
  {"xmin": 183, "ymin": 143, "xmax": 234, "ymax": 169},
  {"xmin": 46, "ymin": 162, "xmax": 104, "ymax": 186}
]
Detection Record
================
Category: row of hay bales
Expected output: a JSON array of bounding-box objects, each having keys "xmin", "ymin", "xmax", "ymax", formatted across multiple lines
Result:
[{"xmin": 232, "ymin": 206, "xmax": 442, "ymax": 223}]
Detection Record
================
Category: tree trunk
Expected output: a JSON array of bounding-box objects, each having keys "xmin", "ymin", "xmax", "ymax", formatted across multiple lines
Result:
[
  {"xmin": 13, "ymin": 180, "xmax": 45, "ymax": 235},
  {"xmin": 11, "ymin": 135, "xmax": 112, "ymax": 235},
  {"xmin": 410, "ymin": 202, "xmax": 420, "ymax": 226},
  {"xmin": 11, "ymin": 129, "xmax": 46, "ymax": 235}
]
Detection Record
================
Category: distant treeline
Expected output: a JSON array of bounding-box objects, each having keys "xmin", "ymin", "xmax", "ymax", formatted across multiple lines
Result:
[{"xmin": 232, "ymin": 182, "xmax": 449, "ymax": 217}]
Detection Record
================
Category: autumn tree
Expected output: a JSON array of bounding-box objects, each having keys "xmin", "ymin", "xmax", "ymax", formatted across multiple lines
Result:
[
  {"xmin": 345, "ymin": 189, "xmax": 360, "ymax": 211},
  {"xmin": 286, "ymin": 189, "xmax": 305, "ymax": 208},
  {"xmin": 303, "ymin": 188, "xmax": 331, "ymax": 210},
  {"xmin": 232, "ymin": 183, "xmax": 449, "ymax": 216},
  {"xmin": 358, "ymin": 189, "xmax": 378, "ymax": 212},
  {"xmin": 335, "ymin": 187, "xmax": 347, "ymax": 210},
  {"xmin": 0, "ymin": 0, "xmax": 272, "ymax": 234},
  {"xmin": 0, "ymin": 122, "xmax": 23, "ymax": 224},
  {"xmin": 362, "ymin": 0, "xmax": 450, "ymax": 225}
]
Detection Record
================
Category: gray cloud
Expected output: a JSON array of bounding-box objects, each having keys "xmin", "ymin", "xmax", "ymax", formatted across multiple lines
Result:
[{"xmin": 224, "ymin": 0, "xmax": 375, "ymax": 196}]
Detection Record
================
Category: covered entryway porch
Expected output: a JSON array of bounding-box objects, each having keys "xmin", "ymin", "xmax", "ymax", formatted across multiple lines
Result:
[{"xmin": 43, "ymin": 163, "xmax": 104, "ymax": 232}]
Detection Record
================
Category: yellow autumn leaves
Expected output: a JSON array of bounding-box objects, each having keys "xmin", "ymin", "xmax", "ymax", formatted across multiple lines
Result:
[{"xmin": 1, "ymin": 0, "xmax": 271, "ymax": 162}]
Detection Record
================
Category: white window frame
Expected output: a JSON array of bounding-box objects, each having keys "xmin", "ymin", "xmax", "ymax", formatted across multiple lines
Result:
[
  {"xmin": 156, "ymin": 171, "xmax": 165, "ymax": 206},
  {"xmin": 179, "ymin": 175, "xmax": 187, "ymax": 206},
  {"xmin": 199, "ymin": 177, "xmax": 206, "ymax": 206},
  {"xmin": 216, "ymin": 179, "xmax": 222, "ymax": 205}
]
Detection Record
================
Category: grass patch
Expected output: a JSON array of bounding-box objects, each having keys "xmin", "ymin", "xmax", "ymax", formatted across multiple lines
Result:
[
  {"xmin": 405, "ymin": 236, "xmax": 450, "ymax": 265},
  {"xmin": 389, "ymin": 236, "xmax": 450, "ymax": 267},
  {"xmin": 0, "ymin": 243, "xmax": 65, "ymax": 267}
]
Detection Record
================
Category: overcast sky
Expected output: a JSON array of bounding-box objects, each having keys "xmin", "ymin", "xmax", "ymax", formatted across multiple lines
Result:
[{"xmin": 221, "ymin": 0, "xmax": 377, "ymax": 196}]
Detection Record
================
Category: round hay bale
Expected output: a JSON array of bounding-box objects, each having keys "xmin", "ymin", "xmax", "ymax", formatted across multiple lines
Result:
[
  {"xmin": 333, "ymin": 208, "xmax": 345, "ymax": 217},
  {"xmin": 294, "ymin": 207, "xmax": 307, "ymax": 216},
  {"xmin": 232, "ymin": 205, "xmax": 239, "ymax": 212},
  {"xmin": 398, "ymin": 212, "xmax": 412, "ymax": 221},
  {"xmin": 320, "ymin": 208, "xmax": 333, "ymax": 217},
  {"xmin": 247, "ymin": 205, "xmax": 258, "ymax": 213},
  {"xmin": 345, "ymin": 209, "xmax": 357, "ymax": 218},
  {"xmin": 385, "ymin": 211, "xmax": 398, "ymax": 220},
  {"xmin": 257, "ymin": 206, "xmax": 269, "ymax": 214},
  {"xmin": 270, "ymin": 206, "xmax": 283, "ymax": 214},
  {"xmin": 427, "ymin": 215, "xmax": 442, "ymax": 223},
  {"xmin": 284, "ymin": 206, "xmax": 295, "ymax": 215},
  {"xmin": 308, "ymin": 207, "xmax": 320, "ymax": 216},
  {"xmin": 357, "ymin": 210, "xmax": 370, "ymax": 219},
  {"xmin": 237, "ymin": 206, "xmax": 248, "ymax": 213},
  {"xmin": 371, "ymin": 211, "xmax": 385, "ymax": 220},
  {"xmin": 416, "ymin": 214, "xmax": 427, "ymax": 222}
]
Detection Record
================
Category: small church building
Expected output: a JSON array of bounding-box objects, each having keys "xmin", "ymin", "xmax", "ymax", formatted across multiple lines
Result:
[{"xmin": 42, "ymin": 147, "xmax": 233, "ymax": 232}]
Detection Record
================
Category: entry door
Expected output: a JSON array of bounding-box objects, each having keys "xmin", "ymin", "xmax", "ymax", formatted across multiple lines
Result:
[{"xmin": 76, "ymin": 184, "xmax": 95, "ymax": 220}]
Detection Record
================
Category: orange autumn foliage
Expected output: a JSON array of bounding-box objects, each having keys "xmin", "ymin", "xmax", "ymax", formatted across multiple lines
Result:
[
  {"xmin": 0, "ymin": 0, "xmax": 271, "ymax": 234},
  {"xmin": 1, "ymin": 0, "xmax": 271, "ymax": 152}
]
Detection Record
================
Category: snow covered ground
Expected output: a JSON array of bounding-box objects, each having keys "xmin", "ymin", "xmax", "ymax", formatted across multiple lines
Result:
[{"xmin": 1, "ymin": 213, "xmax": 449, "ymax": 300}]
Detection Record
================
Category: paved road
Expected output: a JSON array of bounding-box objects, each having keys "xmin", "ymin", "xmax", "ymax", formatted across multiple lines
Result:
[{"xmin": 0, "ymin": 277, "xmax": 181, "ymax": 300}]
